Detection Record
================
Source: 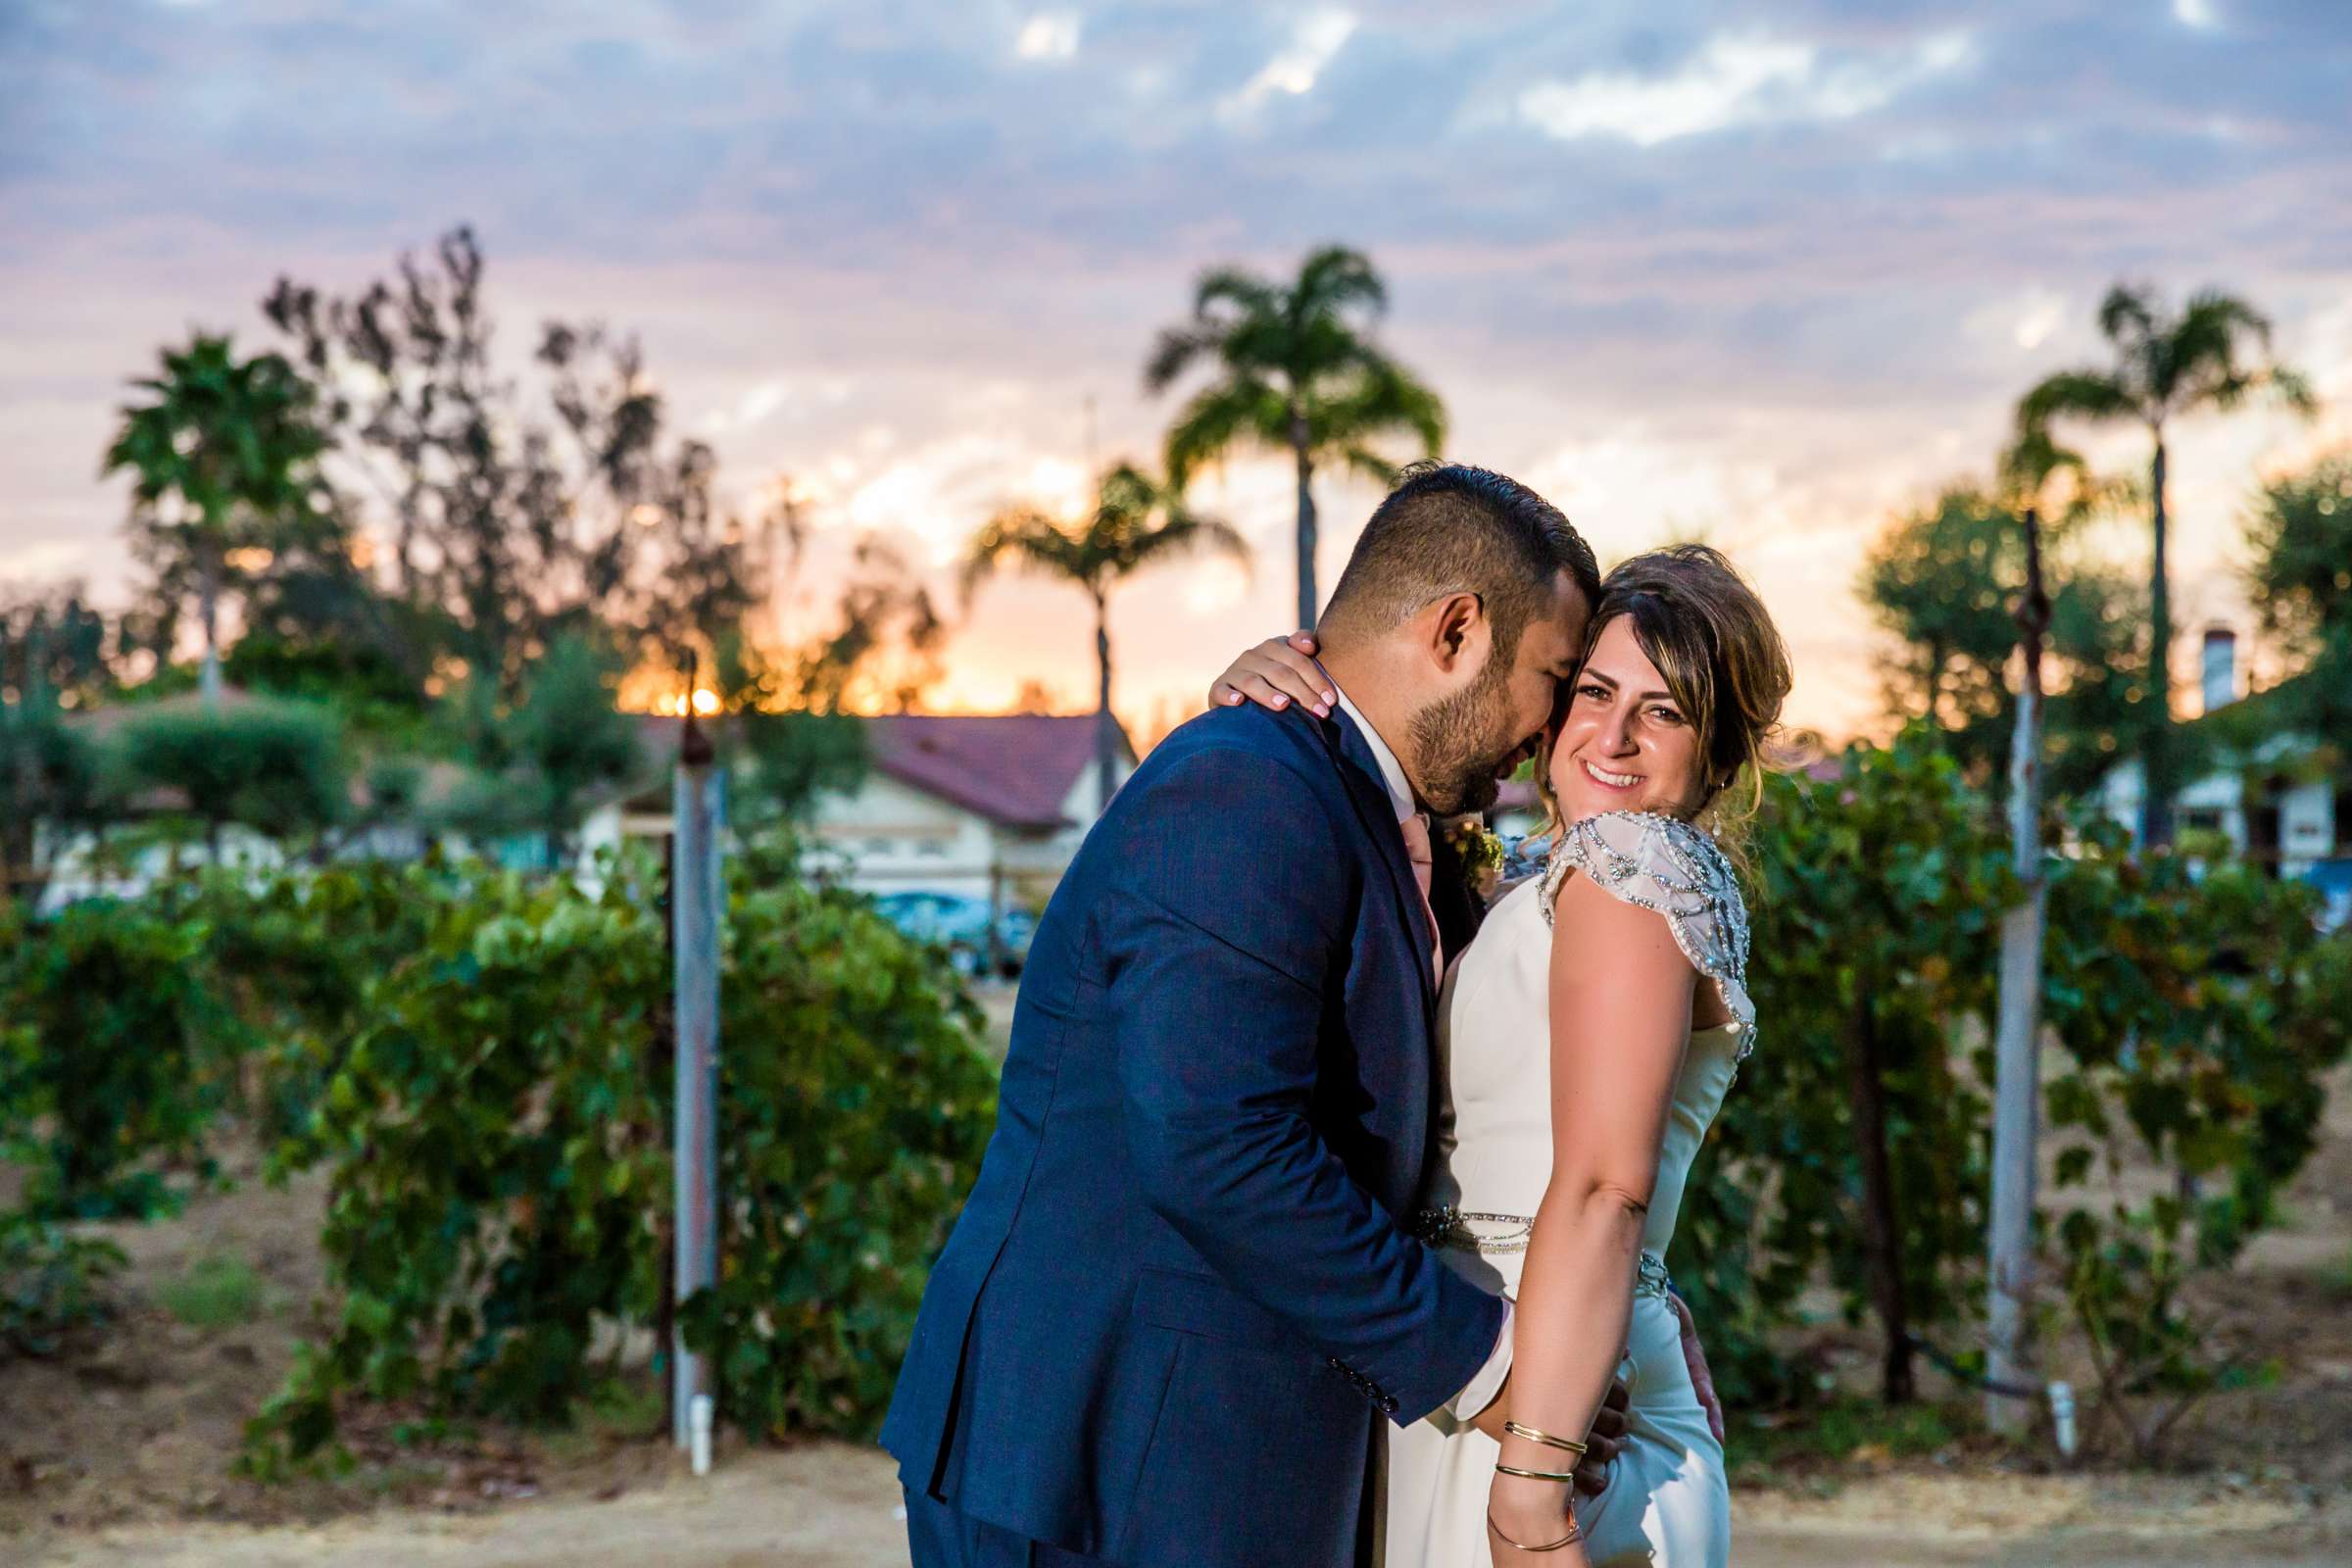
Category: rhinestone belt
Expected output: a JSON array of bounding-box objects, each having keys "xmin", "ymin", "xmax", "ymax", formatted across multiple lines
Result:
[{"xmin": 1411, "ymin": 1205, "xmax": 1672, "ymax": 1298}]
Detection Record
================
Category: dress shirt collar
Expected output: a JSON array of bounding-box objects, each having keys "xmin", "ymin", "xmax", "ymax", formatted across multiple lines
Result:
[{"xmin": 1320, "ymin": 665, "xmax": 1417, "ymax": 823}]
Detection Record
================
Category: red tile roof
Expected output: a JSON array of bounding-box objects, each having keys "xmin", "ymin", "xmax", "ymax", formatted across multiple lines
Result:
[{"xmin": 866, "ymin": 713, "xmax": 1133, "ymax": 830}]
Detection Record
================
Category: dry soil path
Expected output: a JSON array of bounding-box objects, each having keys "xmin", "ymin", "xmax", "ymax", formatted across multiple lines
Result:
[{"xmin": 21, "ymin": 1443, "xmax": 2346, "ymax": 1568}]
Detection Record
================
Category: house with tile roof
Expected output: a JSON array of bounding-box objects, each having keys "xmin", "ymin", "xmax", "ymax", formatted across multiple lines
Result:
[
  {"xmin": 2097, "ymin": 626, "xmax": 2349, "ymax": 925},
  {"xmin": 800, "ymin": 713, "xmax": 1139, "ymax": 908}
]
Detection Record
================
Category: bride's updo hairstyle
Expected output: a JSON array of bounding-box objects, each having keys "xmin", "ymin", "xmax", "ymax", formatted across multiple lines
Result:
[{"xmin": 1544, "ymin": 543, "xmax": 1793, "ymax": 836}]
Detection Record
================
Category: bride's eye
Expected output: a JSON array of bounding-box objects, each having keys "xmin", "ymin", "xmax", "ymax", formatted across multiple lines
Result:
[{"xmin": 1648, "ymin": 705, "xmax": 1687, "ymax": 725}]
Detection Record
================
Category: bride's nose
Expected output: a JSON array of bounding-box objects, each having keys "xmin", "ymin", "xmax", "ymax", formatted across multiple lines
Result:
[{"xmin": 1597, "ymin": 705, "xmax": 1639, "ymax": 755}]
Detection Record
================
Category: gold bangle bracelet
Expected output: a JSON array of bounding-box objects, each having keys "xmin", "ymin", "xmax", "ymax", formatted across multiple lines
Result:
[
  {"xmin": 1494, "ymin": 1462, "xmax": 1580, "ymax": 1484},
  {"xmin": 1502, "ymin": 1420, "xmax": 1590, "ymax": 1455},
  {"xmin": 1487, "ymin": 1508, "xmax": 1583, "ymax": 1552}
]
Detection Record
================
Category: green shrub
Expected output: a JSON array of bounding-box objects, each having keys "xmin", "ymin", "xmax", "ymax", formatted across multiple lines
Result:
[
  {"xmin": 0, "ymin": 899, "xmax": 231, "ymax": 1218},
  {"xmin": 1673, "ymin": 731, "xmax": 2014, "ymax": 1407},
  {"xmin": 681, "ymin": 866, "xmax": 996, "ymax": 1436},
  {"xmin": 1672, "ymin": 728, "xmax": 2351, "ymax": 1435},
  {"xmin": 2037, "ymin": 844, "xmax": 2352, "ymax": 1457},
  {"xmin": 158, "ymin": 1252, "xmax": 268, "ymax": 1329},
  {"xmin": 111, "ymin": 697, "xmax": 349, "ymax": 856},
  {"xmin": 0, "ymin": 1208, "xmax": 125, "ymax": 1358},
  {"xmin": 242, "ymin": 840, "xmax": 994, "ymax": 1470},
  {"xmin": 168, "ymin": 858, "xmax": 448, "ymax": 1144}
]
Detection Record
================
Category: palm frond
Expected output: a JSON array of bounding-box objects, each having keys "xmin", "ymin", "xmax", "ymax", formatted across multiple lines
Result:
[
  {"xmin": 1306, "ymin": 358, "xmax": 1446, "ymax": 462},
  {"xmin": 2017, "ymin": 368, "xmax": 2138, "ymax": 433},
  {"xmin": 1144, "ymin": 325, "xmax": 1218, "ymax": 394},
  {"xmin": 2266, "ymin": 365, "xmax": 2321, "ymax": 417},
  {"xmin": 2096, "ymin": 282, "xmax": 2159, "ymax": 349},
  {"xmin": 1163, "ymin": 376, "xmax": 1285, "ymax": 490},
  {"xmin": 1122, "ymin": 509, "xmax": 1253, "ymax": 580},
  {"xmin": 1998, "ymin": 427, "xmax": 2120, "ymax": 528},
  {"xmin": 1192, "ymin": 266, "xmax": 1281, "ymax": 323},
  {"xmin": 1295, "ymin": 245, "xmax": 1386, "ymax": 319},
  {"xmin": 961, "ymin": 507, "xmax": 1097, "ymax": 607}
]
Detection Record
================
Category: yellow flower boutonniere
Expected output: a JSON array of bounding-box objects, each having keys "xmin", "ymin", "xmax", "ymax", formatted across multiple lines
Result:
[{"xmin": 1443, "ymin": 817, "xmax": 1505, "ymax": 903}]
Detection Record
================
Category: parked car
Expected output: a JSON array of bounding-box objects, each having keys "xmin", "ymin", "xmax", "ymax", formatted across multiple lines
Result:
[{"xmin": 870, "ymin": 889, "xmax": 1036, "ymax": 977}]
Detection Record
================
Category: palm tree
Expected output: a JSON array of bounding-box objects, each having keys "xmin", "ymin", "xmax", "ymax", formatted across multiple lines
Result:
[
  {"xmin": 964, "ymin": 463, "xmax": 1250, "ymax": 809},
  {"xmin": 1145, "ymin": 246, "xmax": 1445, "ymax": 628},
  {"xmin": 105, "ymin": 334, "xmax": 325, "ymax": 709},
  {"xmin": 2015, "ymin": 284, "xmax": 2315, "ymax": 845}
]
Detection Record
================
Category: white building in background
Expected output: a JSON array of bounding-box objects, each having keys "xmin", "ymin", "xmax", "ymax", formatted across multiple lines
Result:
[
  {"xmin": 2098, "ymin": 625, "xmax": 2349, "ymax": 922},
  {"xmin": 32, "ymin": 696, "xmax": 1139, "ymax": 916},
  {"xmin": 801, "ymin": 713, "xmax": 1137, "ymax": 909}
]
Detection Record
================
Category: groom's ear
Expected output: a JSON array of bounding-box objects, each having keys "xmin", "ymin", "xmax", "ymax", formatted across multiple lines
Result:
[{"xmin": 1423, "ymin": 591, "xmax": 1488, "ymax": 675}]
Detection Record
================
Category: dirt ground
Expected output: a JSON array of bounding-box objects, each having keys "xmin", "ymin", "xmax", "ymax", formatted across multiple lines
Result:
[
  {"xmin": 4, "ymin": 1035, "xmax": 2347, "ymax": 1567},
  {"xmin": 16, "ymin": 1444, "xmax": 2348, "ymax": 1567}
]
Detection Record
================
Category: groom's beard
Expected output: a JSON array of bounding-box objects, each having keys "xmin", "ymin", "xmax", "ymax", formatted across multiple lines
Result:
[{"xmin": 1407, "ymin": 656, "xmax": 1525, "ymax": 817}]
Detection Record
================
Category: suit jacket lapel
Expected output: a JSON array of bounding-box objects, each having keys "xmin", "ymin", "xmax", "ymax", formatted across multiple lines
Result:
[{"xmin": 1317, "ymin": 710, "xmax": 1439, "ymax": 1021}]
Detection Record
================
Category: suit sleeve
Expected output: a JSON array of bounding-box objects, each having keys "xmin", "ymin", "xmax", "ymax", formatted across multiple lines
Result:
[{"xmin": 1100, "ymin": 745, "xmax": 1505, "ymax": 1422}]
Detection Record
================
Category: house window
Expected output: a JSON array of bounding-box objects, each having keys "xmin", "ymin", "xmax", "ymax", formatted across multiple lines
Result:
[
  {"xmin": 862, "ymin": 836, "xmax": 896, "ymax": 856},
  {"xmin": 2180, "ymin": 808, "xmax": 2225, "ymax": 836}
]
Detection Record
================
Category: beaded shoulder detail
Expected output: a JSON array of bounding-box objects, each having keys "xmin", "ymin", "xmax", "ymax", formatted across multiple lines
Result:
[{"xmin": 1539, "ymin": 811, "xmax": 1755, "ymax": 1062}]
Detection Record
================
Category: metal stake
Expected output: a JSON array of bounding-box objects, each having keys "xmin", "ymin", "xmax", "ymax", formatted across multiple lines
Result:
[{"xmin": 672, "ymin": 676, "xmax": 722, "ymax": 1449}]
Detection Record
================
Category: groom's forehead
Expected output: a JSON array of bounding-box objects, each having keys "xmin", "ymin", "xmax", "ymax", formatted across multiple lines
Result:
[{"xmin": 1526, "ymin": 570, "xmax": 1592, "ymax": 657}]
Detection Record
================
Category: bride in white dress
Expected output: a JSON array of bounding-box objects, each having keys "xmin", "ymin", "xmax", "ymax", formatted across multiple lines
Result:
[
  {"xmin": 1209, "ymin": 544, "xmax": 1791, "ymax": 1567},
  {"xmin": 1404, "ymin": 545, "xmax": 1790, "ymax": 1568}
]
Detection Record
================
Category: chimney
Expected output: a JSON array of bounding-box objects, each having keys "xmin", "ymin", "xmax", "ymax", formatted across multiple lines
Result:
[{"xmin": 2201, "ymin": 625, "xmax": 2237, "ymax": 715}]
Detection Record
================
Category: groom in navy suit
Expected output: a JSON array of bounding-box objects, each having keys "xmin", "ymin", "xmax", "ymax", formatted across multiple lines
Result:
[{"xmin": 883, "ymin": 465, "xmax": 1603, "ymax": 1568}]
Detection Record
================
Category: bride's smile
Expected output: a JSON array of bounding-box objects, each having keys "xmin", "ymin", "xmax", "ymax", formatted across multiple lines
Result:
[{"xmin": 1548, "ymin": 616, "xmax": 1709, "ymax": 825}]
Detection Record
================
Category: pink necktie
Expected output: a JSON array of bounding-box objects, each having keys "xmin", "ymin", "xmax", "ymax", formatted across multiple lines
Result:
[{"xmin": 1396, "ymin": 812, "xmax": 1445, "ymax": 990}]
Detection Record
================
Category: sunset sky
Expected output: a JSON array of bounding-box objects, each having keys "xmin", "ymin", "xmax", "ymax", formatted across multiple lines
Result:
[{"xmin": 5, "ymin": 1, "xmax": 2350, "ymax": 742}]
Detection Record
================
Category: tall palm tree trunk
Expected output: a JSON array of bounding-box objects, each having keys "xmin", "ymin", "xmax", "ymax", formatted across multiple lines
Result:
[
  {"xmin": 1290, "ymin": 407, "xmax": 1318, "ymax": 629},
  {"xmin": 1093, "ymin": 591, "xmax": 1117, "ymax": 815},
  {"xmin": 2143, "ymin": 434, "xmax": 2173, "ymax": 848}
]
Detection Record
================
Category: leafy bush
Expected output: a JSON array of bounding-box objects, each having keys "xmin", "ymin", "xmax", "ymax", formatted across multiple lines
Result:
[
  {"xmin": 111, "ymin": 697, "xmax": 350, "ymax": 856},
  {"xmin": 1673, "ymin": 728, "xmax": 2351, "ymax": 1435},
  {"xmin": 681, "ymin": 857, "xmax": 997, "ymax": 1435},
  {"xmin": 1674, "ymin": 732, "xmax": 2014, "ymax": 1406},
  {"xmin": 242, "ymin": 840, "xmax": 994, "ymax": 1470},
  {"xmin": 159, "ymin": 1252, "xmax": 269, "ymax": 1330},
  {"xmin": 2039, "ymin": 842, "xmax": 2352, "ymax": 1457},
  {"xmin": 0, "ymin": 1208, "xmax": 125, "ymax": 1358},
  {"xmin": 0, "ymin": 898, "xmax": 232, "ymax": 1218},
  {"xmin": 166, "ymin": 858, "xmax": 446, "ymax": 1144}
]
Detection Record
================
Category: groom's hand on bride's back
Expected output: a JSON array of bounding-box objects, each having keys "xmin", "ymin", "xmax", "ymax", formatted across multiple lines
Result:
[
  {"xmin": 1467, "ymin": 1377, "xmax": 1631, "ymax": 1496},
  {"xmin": 1671, "ymin": 1289, "xmax": 1727, "ymax": 1446}
]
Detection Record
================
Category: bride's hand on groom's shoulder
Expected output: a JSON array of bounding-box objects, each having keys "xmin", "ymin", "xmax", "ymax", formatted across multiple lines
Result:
[{"xmin": 1209, "ymin": 631, "xmax": 1331, "ymax": 716}]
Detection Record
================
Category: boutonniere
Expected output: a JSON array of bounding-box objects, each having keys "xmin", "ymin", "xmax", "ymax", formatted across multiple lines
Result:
[{"xmin": 1442, "ymin": 816, "xmax": 1505, "ymax": 902}]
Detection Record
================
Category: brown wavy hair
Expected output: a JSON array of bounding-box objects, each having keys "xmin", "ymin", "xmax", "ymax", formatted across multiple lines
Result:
[{"xmin": 1538, "ymin": 543, "xmax": 1793, "ymax": 842}]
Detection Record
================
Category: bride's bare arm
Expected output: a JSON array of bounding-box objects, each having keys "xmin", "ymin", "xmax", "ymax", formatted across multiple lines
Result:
[{"xmin": 1487, "ymin": 871, "xmax": 1695, "ymax": 1561}]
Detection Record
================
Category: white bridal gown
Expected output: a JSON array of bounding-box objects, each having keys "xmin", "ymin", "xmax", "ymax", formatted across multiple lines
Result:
[{"xmin": 1387, "ymin": 810, "xmax": 1752, "ymax": 1568}]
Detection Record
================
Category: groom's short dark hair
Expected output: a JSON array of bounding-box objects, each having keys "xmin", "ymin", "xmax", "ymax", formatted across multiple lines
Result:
[{"xmin": 1319, "ymin": 462, "xmax": 1600, "ymax": 663}]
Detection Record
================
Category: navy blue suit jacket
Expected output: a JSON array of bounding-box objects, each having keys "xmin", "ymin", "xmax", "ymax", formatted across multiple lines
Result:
[{"xmin": 881, "ymin": 702, "xmax": 1507, "ymax": 1568}]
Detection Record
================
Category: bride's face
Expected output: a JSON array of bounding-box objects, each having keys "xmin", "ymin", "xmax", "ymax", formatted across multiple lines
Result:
[{"xmin": 1546, "ymin": 615, "xmax": 1710, "ymax": 824}]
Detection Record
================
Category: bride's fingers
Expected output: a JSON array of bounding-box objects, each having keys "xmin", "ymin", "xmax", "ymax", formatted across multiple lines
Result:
[
  {"xmin": 1209, "ymin": 642, "xmax": 1334, "ymax": 714},
  {"xmin": 1212, "ymin": 669, "xmax": 1305, "ymax": 713}
]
